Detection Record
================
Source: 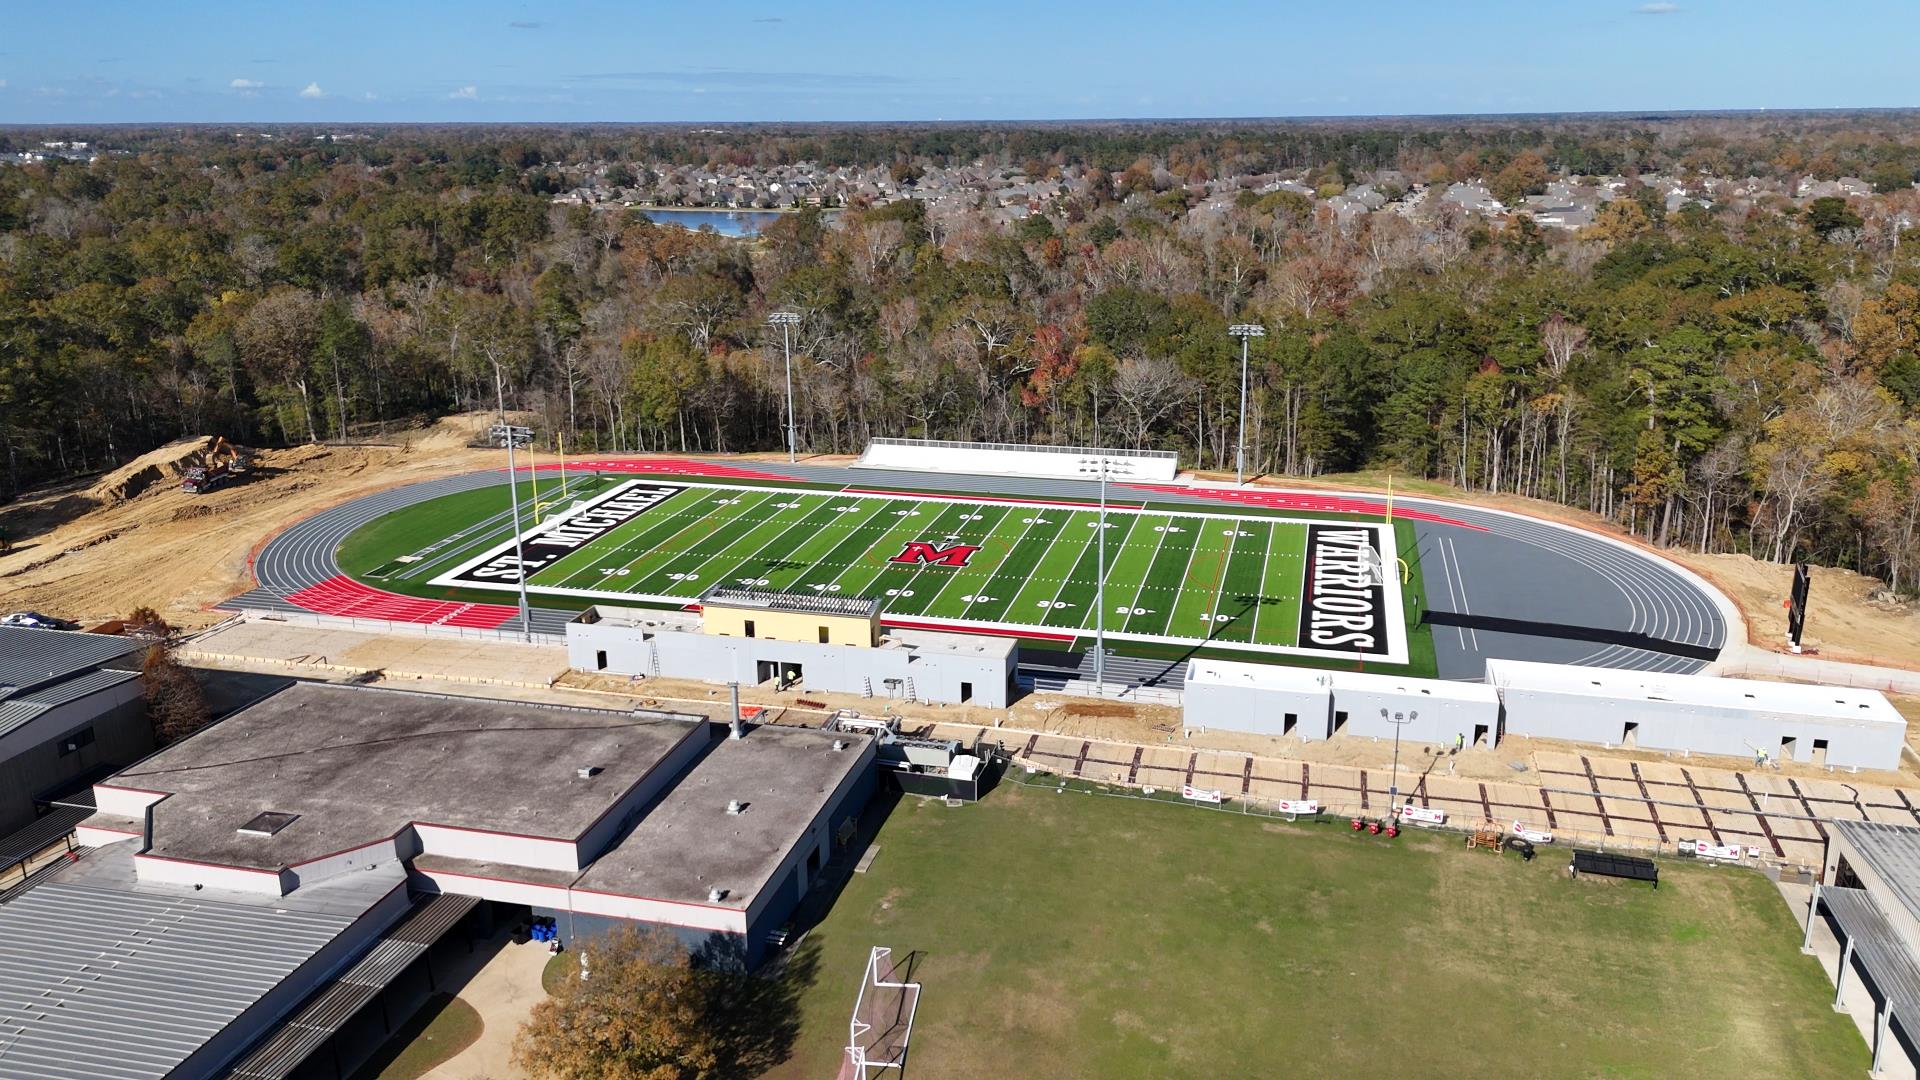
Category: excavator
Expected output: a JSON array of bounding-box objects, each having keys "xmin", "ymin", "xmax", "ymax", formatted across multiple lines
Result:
[{"xmin": 180, "ymin": 436, "xmax": 248, "ymax": 495}]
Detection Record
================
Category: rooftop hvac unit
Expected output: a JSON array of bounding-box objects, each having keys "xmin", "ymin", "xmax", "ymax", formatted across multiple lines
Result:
[
  {"xmin": 707, "ymin": 887, "xmax": 727, "ymax": 903},
  {"xmin": 726, "ymin": 799, "xmax": 744, "ymax": 815},
  {"xmin": 576, "ymin": 766, "xmax": 601, "ymax": 779}
]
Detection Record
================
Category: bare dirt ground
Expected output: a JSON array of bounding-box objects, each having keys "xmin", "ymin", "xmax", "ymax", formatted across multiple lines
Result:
[{"xmin": 0, "ymin": 416, "xmax": 506, "ymax": 630}]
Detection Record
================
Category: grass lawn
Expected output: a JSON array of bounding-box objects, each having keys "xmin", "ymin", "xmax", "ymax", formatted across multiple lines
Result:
[
  {"xmin": 765, "ymin": 783, "xmax": 1865, "ymax": 1079},
  {"xmin": 352, "ymin": 992, "xmax": 483, "ymax": 1080}
]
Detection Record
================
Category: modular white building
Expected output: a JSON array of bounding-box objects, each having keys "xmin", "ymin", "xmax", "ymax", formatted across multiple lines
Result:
[
  {"xmin": 1486, "ymin": 659, "xmax": 1907, "ymax": 770},
  {"xmin": 568, "ymin": 604, "xmax": 1016, "ymax": 707},
  {"xmin": 1183, "ymin": 659, "xmax": 1499, "ymax": 746}
]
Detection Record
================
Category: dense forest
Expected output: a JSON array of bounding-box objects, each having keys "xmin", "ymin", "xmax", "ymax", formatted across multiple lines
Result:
[{"xmin": 2, "ymin": 116, "xmax": 1919, "ymax": 594}]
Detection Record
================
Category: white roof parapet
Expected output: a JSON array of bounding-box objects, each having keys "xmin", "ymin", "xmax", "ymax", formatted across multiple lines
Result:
[{"xmin": 1484, "ymin": 659, "xmax": 1905, "ymax": 730}]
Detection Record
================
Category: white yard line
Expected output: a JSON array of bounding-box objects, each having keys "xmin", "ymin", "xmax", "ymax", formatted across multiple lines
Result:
[
  {"xmin": 770, "ymin": 497, "xmax": 900, "ymax": 590},
  {"xmin": 956, "ymin": 506, "xmax": 1049, "ymax": 621},
  {"xmin": 659, "ymin": 492, "xmax": 837, "ymax": 594},
  {"xmin": 1246, "ymin": 522, "xmax": 1277, "ymax": 644}
]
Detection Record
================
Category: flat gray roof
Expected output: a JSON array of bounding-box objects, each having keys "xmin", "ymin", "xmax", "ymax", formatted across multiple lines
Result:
[
  {"xmin": 0, "ymin": 627, "xmax": 141, "ymax": 697},
  {"xmin": 1486, "ymin": 659, "xmax": 1905, "ymax": 729},
  {"xmin": 0, "ymin": 845, "xmax": 400, "ymax": 1080},
  {"xmin": 573, "ymin": 723, "xmax": 868, "ymax": 909},
  {"xmin": 106, "ymin": 683, "xmax": 705, "ymax": 871}
]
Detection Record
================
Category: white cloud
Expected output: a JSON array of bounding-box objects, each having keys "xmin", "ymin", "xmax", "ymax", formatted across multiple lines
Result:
[
  {"xmin": 230, "ymin": 78, "xmax": 264, "ymax": 89},
  {"xmin": 362, "ymin": 90, "xmax": 378, "ymax": 101},
  {"xmin": 449, "ymin": 84, "xmax": 478, "ymax": 100},
  {"xmin": 299, "ymin": 81, "xmax": 324, "ymax": 99},
  {"xmin": 0, "ymin": 80, "xmax": 8, "ymax": 90},
  {"xmin": 1634, "ymin": 2, "xmax": 1679, "ymax": 12}
]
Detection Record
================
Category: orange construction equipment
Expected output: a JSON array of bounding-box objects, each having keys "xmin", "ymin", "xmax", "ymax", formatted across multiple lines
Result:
[{"xmin": 181, "ymin": 437, "xmax": 248, "ymax": 495}]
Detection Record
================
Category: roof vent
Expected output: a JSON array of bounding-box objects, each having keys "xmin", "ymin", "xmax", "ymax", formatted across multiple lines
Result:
[
  {"xmin": 576, "ymin": 766, "xmax": 601, "ymax": 780},
  {"xmin": 832, "ymin": 740, "xmax": 846, "ymax": 752},
  {"xmin": 726, "ymin": 799, "xmax": 745, "ymax": 815},
  {"xmin": 707, "ymin": 887, "xmax": 728, "ymax": 903},
  {"xmin": 238, "ymin": 811, "xmax": 299, "ymax": 837}
]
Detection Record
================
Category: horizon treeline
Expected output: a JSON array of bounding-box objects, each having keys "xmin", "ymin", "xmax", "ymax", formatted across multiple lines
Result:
[{"xmin": 1, "ymin": 117, "xmax": 1918, "ymax": 593}]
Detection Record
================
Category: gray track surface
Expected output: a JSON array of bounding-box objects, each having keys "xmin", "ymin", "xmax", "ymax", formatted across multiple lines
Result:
[{"xmin": 230, "ymin": 460, "xmax": 1728, "ymax": 688}]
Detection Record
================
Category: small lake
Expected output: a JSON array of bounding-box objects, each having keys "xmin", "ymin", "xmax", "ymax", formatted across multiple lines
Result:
[{"xmin": 639, "ymin": 209, "xmax": 785, "ymax": 237}]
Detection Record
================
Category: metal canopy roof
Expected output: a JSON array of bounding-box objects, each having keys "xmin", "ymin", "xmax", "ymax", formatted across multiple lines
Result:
[
  {"xmin": 1821, "ymin": 885, "xmax": 1920, "ymax": 1042},
  {"xmin": 1833, "ymin": 819, "xmax": 1920, "ymax": 931},
  {"xmin": 223, "ymin": 893, "xmax": 478, "ymax": 1080},
  {"xmin": 0, "ymin": 628, "xmax": 141, "ymax": 698},
  {"xmin": 0, "ymin": 881, "xmax": 357, "ymax": 1080}
]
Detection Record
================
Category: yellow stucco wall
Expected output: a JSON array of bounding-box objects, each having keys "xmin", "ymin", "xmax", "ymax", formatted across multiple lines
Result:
[{"xmin": 700, "ymin": 604, "xmax": 877, "ymax": 647}]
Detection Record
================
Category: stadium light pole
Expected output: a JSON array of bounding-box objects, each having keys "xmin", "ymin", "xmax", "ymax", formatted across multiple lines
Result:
[
  {"xmin": 1380, "ymin": 708, "xmax": 1417, "ymax": 812},
  {"xmin": 1227, "ymin": 324, "xmax": 1266, "ymax": 486},
  {"xmin": 491, "ymin": 368, "xmax": 534, "ymax": 643},
  {"xmin": 769, "ymin": 311, "xmax": 802, "ymax": 463},
  {"xmin": 1095, "ymin": 454, "xmax": 1109, "ymax": 694}
]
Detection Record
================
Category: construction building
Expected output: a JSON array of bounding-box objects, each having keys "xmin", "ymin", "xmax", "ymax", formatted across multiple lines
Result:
[
  {"xmin": 1182, "ymin": 659, "xmax": 1499, "ymax": 746},
  {"xmin": 2, "ymin": 682, "xmax": 877, "ymax": 1079},
  {"xmin": 1184, "ymin": 656, "xmax": 1906, "ymax": 770},
  {"xmin": 568, "ymin": 589, "xmax": 1016, "ymax": 707},
  {"xmin": 1487, "ymin": 660, "xmax": 1906, "ymax": 770},
  {"xmin": 0, "ymin": 626, "xmax": 153, "ymax": 835}
]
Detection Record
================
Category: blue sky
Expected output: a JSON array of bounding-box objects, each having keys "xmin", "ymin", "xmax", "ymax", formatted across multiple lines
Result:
[{"xmin": 0, "ymin": 1, "xmax": 1910, "ymax": 123}]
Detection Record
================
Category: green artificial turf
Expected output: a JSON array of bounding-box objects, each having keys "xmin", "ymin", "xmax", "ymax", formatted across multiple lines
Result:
[{"xmin": 335, "ymin": 473, "xmax": 1434, "ymax": 670}]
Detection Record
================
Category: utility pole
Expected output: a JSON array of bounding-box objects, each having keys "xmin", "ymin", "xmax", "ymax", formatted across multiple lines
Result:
[
  {"xmin": 769, "ymin": 311, "xmax": 801, "ymax": 462},
  {"xmin": 490, "ymin": 366, "xmax": 534, "ymax": 643},
  {"xmin": 1227, "ymin": 323, "xmax": 1266, "ymax": 486}
]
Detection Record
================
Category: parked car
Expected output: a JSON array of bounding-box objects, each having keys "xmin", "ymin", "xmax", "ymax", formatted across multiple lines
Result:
[{"xmin": 2, "ymin": 612, "xmax": 81, "ymax": 631}]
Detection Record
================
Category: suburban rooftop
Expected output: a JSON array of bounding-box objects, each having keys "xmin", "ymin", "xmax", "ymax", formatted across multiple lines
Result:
[
  {"xmin": 572, "ymin": 722, "xmax": 870, "ymax": 910},
  {"xmin": 104, "ymin": 683, "xmax": 707, "ymax": 871}
]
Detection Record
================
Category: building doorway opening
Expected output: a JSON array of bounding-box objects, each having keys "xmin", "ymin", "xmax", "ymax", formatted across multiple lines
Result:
[
  {"xmin": 1282, "ymin": 712, "xmax": 1298, "ymax": 736},
  {"xmin": 959, "ymin": 681, "xmax": 973, "ymax": 703},
  {"xmin": 756, "ymin": 660, "xmax": 780, "ymax": 685},
  {"xmin": 1621, "ymin": 721, "xmax": 1639, "ymax": 749},
  {"xmin": 744, "ymin": 619, "xmax": 756, "ymax": 638},
  {"xmin": 1780, "ymin": 735, "xmax": 1798, "ymax": 761},
  {"xmin": 595, "ymin": 650, "xmax": 607, "ymax": 671},
  {"xmin": 1813, "ymin": 738, "xmax": 1829, "ymax": 766},
  {"xmin": 1333, "ymin": 710, "xmax": 1348, "ymax": 735},
  {"xmin": 1472, "ymin": 723, "xmax": 1489, "ymax": 748}
]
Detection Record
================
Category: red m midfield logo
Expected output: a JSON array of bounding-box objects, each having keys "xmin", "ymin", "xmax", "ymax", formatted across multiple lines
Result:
[{"xmin": 889, "ymin": 541, "xmax": 981, "ymax": 567}]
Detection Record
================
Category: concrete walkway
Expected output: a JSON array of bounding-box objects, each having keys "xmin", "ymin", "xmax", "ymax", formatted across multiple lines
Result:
[
  {"xmin": 1779, "ymin": 879, "xmax": 1917, "ymax": 1079},
  {"xmin": 1715, "ymin": 641, "xmax": 1920, "ymax": 695},
  {"xmin": 421, "ymin": 936, "xmax": 554, "ymax": 1080}
]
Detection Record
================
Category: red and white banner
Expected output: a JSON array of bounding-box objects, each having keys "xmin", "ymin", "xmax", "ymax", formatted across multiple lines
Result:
[
  {"xmin": 1511, "ymin": 820, "xmax": 1553, "ymax": 844},
  {"xmin": 1690, "ymin": 840, "xmax": 1744, "ymax": 861},
  {"xmin": 1182, "ymin": 785, "xmax": 1224, "ymax": 804},
  {"xmin": 1398, "ymin": 806, "xmax": 1446, "ymax": 826},
  {"xmin": 1276, "ymin": 799, "xmax": 1319, "ymax": 815}
]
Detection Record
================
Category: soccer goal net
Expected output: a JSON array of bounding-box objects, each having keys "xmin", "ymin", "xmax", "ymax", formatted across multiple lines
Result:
[{"xmin": 843, "ymin": 945, "xmax": 922, "ymax": 1078}]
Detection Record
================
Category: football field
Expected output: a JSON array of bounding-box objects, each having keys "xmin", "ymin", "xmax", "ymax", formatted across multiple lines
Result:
[{"xmin": 424, "ymin": 478, "xmax": 1411, "ymax": 663}]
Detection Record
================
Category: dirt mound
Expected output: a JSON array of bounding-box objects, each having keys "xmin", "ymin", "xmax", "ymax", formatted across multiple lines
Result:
[
  {"xmin": 1691, "ymin": 553, "xmax": 1920, "ymax": 667},
  {"xmin": 84, "ymin": 437, "xmax": 215, "ymax": 506}
]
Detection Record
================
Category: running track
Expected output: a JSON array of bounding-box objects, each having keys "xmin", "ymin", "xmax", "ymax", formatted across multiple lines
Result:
[{"xmin": 226, "ymin": 458, "xmax": 1730, "ymax": 686}]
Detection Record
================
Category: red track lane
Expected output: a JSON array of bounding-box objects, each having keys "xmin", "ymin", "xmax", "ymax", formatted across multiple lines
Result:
[
  {"xmin": 285, "ymin": 575, "xmax": 519, "ymax": 630},
  {"xmin": 526, "ymin": 458, "xmax": 791, "ymax": 481},
  {"xmin": 1119, "ymin": 483, "xmax": 1486, "ymax": 530}
]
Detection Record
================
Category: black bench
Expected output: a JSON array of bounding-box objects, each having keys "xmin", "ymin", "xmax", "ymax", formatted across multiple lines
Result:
[{"xmin": 1570, "ymin": 849, "xmax": 1658, "ymax": 888}]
